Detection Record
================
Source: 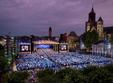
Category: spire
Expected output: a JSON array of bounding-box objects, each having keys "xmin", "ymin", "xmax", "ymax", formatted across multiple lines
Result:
[
  {"xmin": 88, "ymin": 8, "xmax": 95, "ymax": 22},
  {"xmin": 91, "ymin": 0, "xmax": 94, "ymax": 13},
  {"xmin": 98, "ymin": 17, "xmax": 103, "ymax": 22},
  {"xmin": 91, "ymin": 7, "xmax": 94, "ymax": 12},
  {"xmin": 49, "ymin": 27, "xmax": 52, "ymax": 39},
  {"xmin": 49, "ymin": 27, "xmax": 52, "ymax": 32},
  {"xmin": 90, "ymin": 0, "xmax": 95, "ymax": 13},
  {"xmin": 91, "ymin": 0, "xmax": 94, "ymax": 9},
  {"xmin": 88, "ymin": 0, "xmax": 96, "ymax": 22}
]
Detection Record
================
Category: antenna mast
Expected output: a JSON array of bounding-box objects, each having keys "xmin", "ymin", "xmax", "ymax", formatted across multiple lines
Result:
[{"xmin": 91, "ymin": 0, "xmax": 94, "ymax": 8}]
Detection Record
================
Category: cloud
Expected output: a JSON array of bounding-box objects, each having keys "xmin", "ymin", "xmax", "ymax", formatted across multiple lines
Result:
[{"xmin": 0, "ymin": 0, "xmax": 113, "ymax": 36}]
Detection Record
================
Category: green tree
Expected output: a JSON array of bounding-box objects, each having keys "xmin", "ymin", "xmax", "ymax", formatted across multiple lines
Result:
[
  {"xmin": 0, "ymin": 45, "xmax": 9, "ymax": 72},
  {"xmin": 110, "ymin": 34, "xmax": 113, "ymax": 44},
  {"xmin": 81, "ymin": 66, "xmax": 98, "ymax": 75},
  {"xmin": 87, "ymin": 68, "xmax": 113, "ymax": 83},
  {"xmin": 82, "ymin": 30, "xmax": 99, "ymax": 48},
  {"xmin": 0, "ymin": 54, "xmax": 9, "ymax": 72},
  {"xmin": 0, "ymin": 44, "xmax": 4, "ymax": 50},
  {"xmin": 0, "ymin": 45, "xmax": 9, "ymax": 83},
  {"xmin": 8, "ymin": 71, "xmax": 29, "ymax": 83},
  {"xmin": 37, "ymin": 68, "xmax": 85, "ymax": 83},
  {"xmin": 37, "ymin": 69, "xmax": 56, "ymax": 83},
  {"xmin": 104, "ymin": 64, "xmax": 113, "ymax": 74},
  {"xmin": 37, "ymin": 69, "xmax": 54, "ymax": 79},
  {"xmin": 36, "ymin": 66, "xmax": 113, "ymax": 83},
  {"xmin": 56, "ymin": 68, "xmax": 85, "ymax": 83}
]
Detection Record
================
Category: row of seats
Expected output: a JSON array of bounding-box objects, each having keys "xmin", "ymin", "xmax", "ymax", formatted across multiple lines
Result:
[{"xmin": 16, "ymin": 49, "xmax": 113, "ymax": 70}]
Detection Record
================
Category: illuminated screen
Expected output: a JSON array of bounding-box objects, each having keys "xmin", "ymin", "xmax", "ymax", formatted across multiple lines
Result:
[
  {"xmin": 60, "ymin": 44, "xmax": 67, "ymax": 51},
  {"xmin": 20, "ymin": 45, "xmax": 30, "ymax": 52},
  {"xmin": 36, "ymin": 45, "xmax": 53, "ymax": 49}
]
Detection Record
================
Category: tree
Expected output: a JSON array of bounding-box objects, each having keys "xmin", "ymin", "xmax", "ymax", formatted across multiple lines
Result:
[
  {"xmin": 0, "ymin": 44, "xmax": 9, "ymax": 72},
  {"xmin": 0, "ymin": 45, "xmax": 9, "ymax": 83},
  {"xmin": 87, "ymin": 68, "xmax": 113, "ymax": 83},
  {"xmin": 37, "ymin": 69, "xmax": 54, "ymax": 79},
  {"xmin": 104, "ymin": 64, "xmax": 113, "ymax": 74},
  {"xmin": 37, "ymin": 68, "xmax": 85, "ymax": 83},
  {"xmin": 0, "ymin": 54, "xmax": 9, "ymax": 72},
  {"xmin": 0, "ymin": 44, "xmax": 4, "ymax": 50},
  {"xmin": 37, "ymin": 69, "xmax": 56, "ymax": 83},
  {"xmin": 81, "ymin": 30, "xmax": 99, "ymax": 49},
  {"xmin": 36, "ymin": 66, "xmax": 113, "ymax": 83},
  {"xmin": 81, "ymin": 66, "xmax": 98, "ymax": 75},
  {"xmin": 110, "ymin": 34, "xmax": 113, "ymax": 44},
  {"xmin": 8, "ymin": 71, "xmax": 29, "ymax": 83},
  {"xmin": 56, "ymin": 68, "xmax": 85, "ymax": 83}
]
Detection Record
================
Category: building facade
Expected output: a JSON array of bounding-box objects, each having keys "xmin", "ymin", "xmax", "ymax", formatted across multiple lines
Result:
[
  {"xmin": 92, "ymin": 39, "xmax": 113, "ymax": 57},
  {"xmin": 85, "ymin": 8, "xmax": 104, "ymax": 40}
]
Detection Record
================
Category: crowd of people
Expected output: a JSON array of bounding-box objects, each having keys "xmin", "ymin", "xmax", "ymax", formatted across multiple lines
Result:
[
  {"xmin": 16, "ymin": 53, "xmax": 59, "ymax": 70},
  {"xmin": 16, "ymin": 49, "xmax": 113, "ymax": 71}
]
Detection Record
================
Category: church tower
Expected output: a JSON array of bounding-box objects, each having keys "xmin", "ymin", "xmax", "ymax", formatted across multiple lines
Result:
[
  {"xmin": 89, "ymin": 8, "xmax": 96, "ymax": 23},
  {"xmin": 85, "ymin": 0, "xmax": 104, "ymax": 40},
  {"xmin": 97, "ymin": 17, "xmax": 104, "ymax": 39},
  {"xmin": 85, "ymin": 7, "xmax": 104, "ymax": 40},
  {"xmin": 86, "ymin": 8, "xmax": 96, "ymax": 32}
]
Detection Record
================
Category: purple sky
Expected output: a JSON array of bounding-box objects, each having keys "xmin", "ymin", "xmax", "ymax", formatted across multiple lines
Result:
[{"xmin": 0, "ymin": 0, "xmax": 113, "ymax": 36}]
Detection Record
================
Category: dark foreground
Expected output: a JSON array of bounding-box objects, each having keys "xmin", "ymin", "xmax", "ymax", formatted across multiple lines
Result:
[{"xmin": 1, "ymin": 65, "xmax": 113, "ymax": 83}]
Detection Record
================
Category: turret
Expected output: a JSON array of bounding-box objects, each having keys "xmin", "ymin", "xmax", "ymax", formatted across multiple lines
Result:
[
  {"xmin": 97, "ymin": 17, "xmax": 104, "ymax": 39},
  {"xmin": 49, "ymin": 27, "xmax": 52, "ymax": 39}
]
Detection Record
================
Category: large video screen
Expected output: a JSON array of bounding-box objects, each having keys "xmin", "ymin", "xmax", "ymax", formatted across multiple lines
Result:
[
  {"xmin": 36, "ymin": 45, "xmax": 53, "ymax": 49},
  {"xmin": 20, "ymin": 45, "xmax": 30, "ymax": 52},
  {"xmin": 60, "ymin": 44, "xmax": 68, "ymax": 51}
]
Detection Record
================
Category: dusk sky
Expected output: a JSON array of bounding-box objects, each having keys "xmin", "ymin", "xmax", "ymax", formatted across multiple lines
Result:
[{"xmin": 0, "ymin": 0, "xmax": 113, "ymax": 36}]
